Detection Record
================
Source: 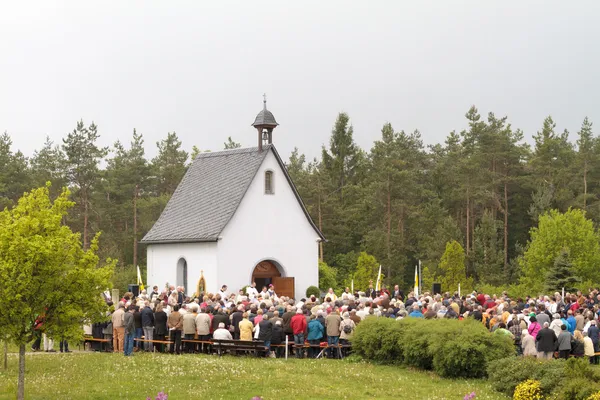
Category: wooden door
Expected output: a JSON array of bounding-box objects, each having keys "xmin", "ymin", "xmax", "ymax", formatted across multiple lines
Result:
[{"xmin": 272, "ymin": 277, "xmax": 295, "ymax": 299}]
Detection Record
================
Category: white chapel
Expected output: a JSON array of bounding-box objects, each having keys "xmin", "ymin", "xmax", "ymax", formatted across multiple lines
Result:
[{"xmin": 141, "ymin": 99, "xmax": 325, "ymax": 299}]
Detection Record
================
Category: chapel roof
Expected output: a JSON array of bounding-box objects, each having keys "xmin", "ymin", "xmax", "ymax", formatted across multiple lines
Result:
[{"xmin": 141, "ymin": 145, "xmax": 324, "ymax": 244}]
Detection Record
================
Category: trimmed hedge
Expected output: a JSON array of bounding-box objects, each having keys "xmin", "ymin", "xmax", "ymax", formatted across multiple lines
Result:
[
  {"xmin": 352, "ymin": 317, "xmax": 514, "ymax": 378},
  {"xmin": 305, "ymin": 285, "xmax": 320, "ymax": 298},
  {"xmin": 488, "ymin": 357, "xmax": 600, "ymax": 399}
]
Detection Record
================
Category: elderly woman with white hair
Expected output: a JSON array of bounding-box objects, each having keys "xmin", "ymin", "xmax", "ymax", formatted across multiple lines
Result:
[
  {"xmin": 521, "ymin": 329, "xmax": 537, "ymax": 356},
  {"xmin": 339, "ymin": 311, "xmax": 355, "ymax": 357}
]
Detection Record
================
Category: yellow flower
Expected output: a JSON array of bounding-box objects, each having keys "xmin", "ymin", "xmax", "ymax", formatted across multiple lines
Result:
[{"xmin": 513, "ymin": 379, "xmax": 543, "ymax": 400}]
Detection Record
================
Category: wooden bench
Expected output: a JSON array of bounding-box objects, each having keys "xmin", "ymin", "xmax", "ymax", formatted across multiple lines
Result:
[
  {"xmin": 211, "ymin": 339, "xmax": 268, "ymax": 357},
  {"xmin": 181, "ymin": 339, "xmax": 213, "ymax": 353},
  {"xmin": 83, "ymin": 336, "xmax": 110, "ymax": 352},
  {"xmin": 134, "ymin": 338, "xmax": 173, "ymax": 352}
]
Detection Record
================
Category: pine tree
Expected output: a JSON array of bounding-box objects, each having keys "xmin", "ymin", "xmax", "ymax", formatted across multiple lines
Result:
[
  {"xmin": 223, "ymin": 137, "xmax": 242, "ymax": 149},
  {"xmin": 152, "ymin": 132, "xmax": 188, "ymax": 196},
  {"xmin": 545, "ymin": 250, "xmax": 580, "ymax": 293},
  {"xmin": 62, "ymin": 121, "xmax": 108, "ymax": 249}
]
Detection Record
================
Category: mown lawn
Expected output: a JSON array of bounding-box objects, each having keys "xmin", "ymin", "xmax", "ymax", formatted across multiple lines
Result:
[{"xmin": 0, "ymin": 351, "xmax": 508, "ymax": 400}]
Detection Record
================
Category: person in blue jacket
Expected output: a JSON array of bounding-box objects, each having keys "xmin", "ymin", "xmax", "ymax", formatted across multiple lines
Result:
[{"xmin": 307, "ymin": 315, "xmax": 324, "ymax": 358}]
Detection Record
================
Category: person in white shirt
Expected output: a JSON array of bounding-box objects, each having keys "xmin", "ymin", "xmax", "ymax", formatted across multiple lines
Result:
[
  {"xmin": 246, "ymin": 282, "xmax": 259, "ymax": 298},
  {"xmin": 218, "ymin": 285, "xmax": 229, "ymax": 299},
  {"xmin": 259, "ymin": 286, "xmax": 268, "ymax": 298},
  {"xmin": 213, "ymin": 322, "xmax": 233, "ymax": 340}
]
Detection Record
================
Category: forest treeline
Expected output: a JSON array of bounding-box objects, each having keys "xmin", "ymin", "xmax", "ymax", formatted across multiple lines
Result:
[{"xmin": 0, "ymin": 106, "xmax": 597, "ymax": 291}]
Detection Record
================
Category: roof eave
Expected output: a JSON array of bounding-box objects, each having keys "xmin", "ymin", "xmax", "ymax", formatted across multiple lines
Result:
[{"xmin": 140, "ymin": 238, "xmax": 219, "ymax": 245}]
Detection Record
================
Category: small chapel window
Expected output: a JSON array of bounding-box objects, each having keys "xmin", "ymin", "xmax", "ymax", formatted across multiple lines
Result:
[{"xmin": 265, "ymin": 170, "xmax": 274, "ymax": 194}]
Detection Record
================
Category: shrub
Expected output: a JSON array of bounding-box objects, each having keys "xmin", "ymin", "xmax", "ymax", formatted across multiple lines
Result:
[
  {"xmin": 488, "ymin": 357, "xmax": 565, "ymax": 396},
  {"xmin": 587, "ymin": 392, "xmax": 600, "ymax": 400},
  {"xmin": 513, "ymin": 380, "xmax": 542, "ymax": 400},
  {"xmin": 305, "ymin": 285, "xmax": 320, "ymax": 298},
  {"xmin": 352, "ymin": 317, "xmax": 405, "ymax": 364},
  {"xmin": 352, "ymin": 317, "xmax": 514, "ymax": 378},
  {"xmin": 555, "ymin": 378, "xmax": 600, "ymax": 400}
]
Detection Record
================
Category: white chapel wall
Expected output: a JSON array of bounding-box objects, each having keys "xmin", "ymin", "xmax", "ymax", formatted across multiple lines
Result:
[
  {"xmin": 217, "ymin": 149, "xmax": 319, "ymax": 299},
  {"xmin": 146, "ymin": 242, "xmax": 218, "ymax": 296}
]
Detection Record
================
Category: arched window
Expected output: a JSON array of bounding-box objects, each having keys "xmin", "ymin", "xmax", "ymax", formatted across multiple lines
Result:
[
  {"xmin": 265, "ymin": 170, "xmax": 274, "ymax": 194},
  {"xmin": 176, "ymin": 258, "xmax": 188, "ymax": 292}
]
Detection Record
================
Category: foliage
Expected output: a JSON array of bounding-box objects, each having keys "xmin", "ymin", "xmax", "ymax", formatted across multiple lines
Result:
[
  {"xmin": 318, "ymin": 261, "xmax": 337, "ymax": 291},
  {"xmin": 520, "ymin": 209, "xmax": 600, "ymax": 294},
  {"xmin": 305, "ymin": 285, "xmax": 320, "ymax": 298},
  {"xmin": 545, "ymin": 250, "xmax": 580, "ymax": 294},
  {"xmin": 488, "ymin": 357, "xmax": 600, "ymax": 399},
  {"xmin": 438, "ymin": 241, "xmax": 473, "ymax": 294},
  {"xmin": 587, "ymin": 392, "xmax": 600, "ymax": 400},
  {"xmin": 223, "ymin": 137, "xmax": 241, "ymax": 149},
  {"xmin": 352, "ymin": 317, "xmax": 513, "ymax": 378},
  {"xmin": 0, "ymin": 352, "xmax": 508, "ymax": 399},
  {"xmin": 111, "ymin": 265, "xmax": 138, "ymax": 293},
  {"xmin": 513, "ymin": 380, "xmax": 542, "ymax": 400},
  {"xmin": 352, "ymin": 252, "xmax": 380, "ymax": 292}
]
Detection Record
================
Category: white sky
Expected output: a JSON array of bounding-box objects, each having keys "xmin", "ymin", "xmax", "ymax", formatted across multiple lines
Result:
[{"xmin": 1, "ymin": 1, "xmax": 599, "ymax": 161}]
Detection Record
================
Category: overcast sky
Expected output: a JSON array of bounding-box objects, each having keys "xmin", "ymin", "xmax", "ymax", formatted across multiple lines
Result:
[{"xmin": 1, "ymin": 1, "xmax": 599, "ymax": 161}]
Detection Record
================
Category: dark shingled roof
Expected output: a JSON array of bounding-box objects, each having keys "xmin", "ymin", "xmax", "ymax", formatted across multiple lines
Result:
[
  {"xmin": 252, "ymin": 109, "xmax": 278, "ymax": 127},
  {"xmin": 141, "ymin": 145, "xmax": 324, "ymax": 244}
]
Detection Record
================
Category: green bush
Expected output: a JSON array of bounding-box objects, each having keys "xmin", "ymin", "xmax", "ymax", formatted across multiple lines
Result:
[
  {"xmin": 111, "ymin": 265, "xmax": 137, "ymax": 293},
  {"xmin": 352, "ymin": 317, "xmax": 514, "ymax": 378},
  {"xmin": 352, "ymin": 317, "xmax": 406, "ymax": 364},
  {"xmin": 487, "ymin": 357, "xmax": 597, "ymax": 397},
  {"xmin": 305, "ymin": 285, "xmax": 320, "ymax": 298}
]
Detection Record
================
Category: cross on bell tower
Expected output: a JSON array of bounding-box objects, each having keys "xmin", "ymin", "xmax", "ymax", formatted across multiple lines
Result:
[{"xmin": 251, "ymin": 94, "xmax": 279, "ymax": 151}]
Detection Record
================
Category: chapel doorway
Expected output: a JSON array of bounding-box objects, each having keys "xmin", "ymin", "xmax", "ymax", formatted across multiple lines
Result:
[
  {"xmin": 251, "ymin": 260, "xmax": 294, "ymax": 298},
  {"xmin": 176, "ymin": 258, "xmax": 188, "ymax": 292}
]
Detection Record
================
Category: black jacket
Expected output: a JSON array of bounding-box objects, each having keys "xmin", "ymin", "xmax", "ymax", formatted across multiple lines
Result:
[
  {"xmin": 212, "ymin": 313, "xmax": 229, "ymax": 331},
  {"xmin": 154, "ymin": 311, "xmax": 168, "ymax": 336},
  {"xmin": 231, "ymin": 311, "xmax": 243, "ymax": 334},
  {"xmin": 258, "ymin": 320, "xmax": 273, "ymax": 341},
  {"xmin": 282, "ymin": 312, "xmax": 294, "ymax": 334},
  {"xmin": 571, "ymin": 339, "xmax": 585, "ymax": 356},
  {"xmin": 271, "ymin": 324, "xmax": 285, "ymax": 345},
  {"xmin": 141, "ymin": 306, "xmax": 154, "ymax": 327},
  {"xmin": 536, "ymin": 327, "xmax": 557, "ymax": 352}
]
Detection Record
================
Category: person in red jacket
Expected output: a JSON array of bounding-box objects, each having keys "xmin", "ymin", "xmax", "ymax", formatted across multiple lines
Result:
[{"xmin": 290, "ymin": 308, "xmax": 307, "ymax": 358}]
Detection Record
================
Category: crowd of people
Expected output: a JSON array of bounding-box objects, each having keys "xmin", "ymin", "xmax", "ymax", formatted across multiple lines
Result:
[{"xmin": 77, "ymin": 279, "xmax": 600, "ymax": 362}]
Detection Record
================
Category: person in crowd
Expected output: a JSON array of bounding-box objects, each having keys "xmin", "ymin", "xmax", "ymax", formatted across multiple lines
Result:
[
  {"xmin": 231, "ymin": 306, "xmax": 244, "ymax": 340},
  {"xmin": 535, "ymin": 322, "xmax": 556, "ymax": 359},
  {"xmin": 218, "ymin": 285, "xmax": 229, "ymax": 299},
  {"xmin": 271, "ymin": 320, "xmax": 286, "ymax": 358},
  {"xmin": 168, "ymin": 304, "xmax": 183, "ymax": 355},
  {"xmin": 123, "ymin": 305, "xmax": 136, "ymax": 356},
  {"xmin": 258, "ymin": 314, "xmax": 273, "ymax": 355},
  {"xmin": 528, "ymin": 315, "xmax": 541, "ymax": 339},
  {"xmin": 141, "ymin": 301, "xmax": 155, "ymax": 352},
  {"xmin": 325, "ymin": 309, "xmax": 342, "ymax": 358},
  {"xmin": 195, "ymin": 307, "xmax": 211, "ymax": 353},
  {"xmin": 339, "ymin": 311, "xmax": 355, "ymax": 357},
  {"xmin": 307, "ymin": 315, "xmax": 324, "ymax": 358},
  {"xmin": 133, "ymin": 306, "xmax": 143, "ymax": 351},
  {"xmin": 572, "ymin": 330, "xmax": 586, "ymax": 357},
  {"xmin": 291, "ymin": 308, "xmax": 307, "ymax": 358},
  {"xmin": 111, "ymin": 303, "xmax": 125, "ymax": 353},
  {"xmin": 589, "ymin": 320, "xmax": 600, "ymax": 352},
  {"xmin": 246, "ymin": 282, "xmax": 259, "ymax": 298},
  {"xmin": 238, "ymin": 312, "xmax": 253, "ymax": 341},
  {"xmin": 182, "ymin": 304, "xmax": 197, "ymax": 353},
  {"xmin": 584, "ymin": 331, "xmax": 596, "ymax": 363},
  {"xmin": 557, "ymin": 324, "xmax": 572, "ymax": 359},
  {"xmin": 409, "ymin": 304, "xmax": 424, "ymax": 318},
  {"xmin": 522, "ymin": 329, "xmax": 537, "ymax": 357},
  {"xmin": 153, "ymin": 303, "xmax": 168, "ymax": 352},
  {"xmin": 549, "ymin": 313, "xmax": 563, "ymax": 337},
  {"xmin": 213, "ymin": 322, "xmax": 233, "ymax": 340},
  {"xmin": 365, "ymin": 281, "xmax": 376, "ymax": 299}
]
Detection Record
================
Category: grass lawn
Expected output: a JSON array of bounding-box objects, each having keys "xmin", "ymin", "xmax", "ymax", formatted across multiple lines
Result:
[{"xmin": 0, "ymin": 351, "xmax": 509, "ymax": 400}]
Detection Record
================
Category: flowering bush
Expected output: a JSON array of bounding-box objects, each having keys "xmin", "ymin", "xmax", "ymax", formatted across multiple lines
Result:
[
  {"xmin": 513, "ymin": 380, "xmax": 542, "ymax": 400},
  {"xmin": 587, "ymin": 392, "xmax": 600, "ymax": 400},
  {"xmin": 146, "ymin": 392, "xmax": 168, "ymax": 400}
]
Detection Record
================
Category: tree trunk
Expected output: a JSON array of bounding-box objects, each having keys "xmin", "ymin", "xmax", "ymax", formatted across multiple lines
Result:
[
  {"xmin": 386, "ymin": 175, "xmax": 391, "ymax": 280},
  {"xmin": 466, "ymin": 188, "xmax": 470, "ymax": 255},
  {"xmin": 133, "ymin": 184, "xmax": 139, "ymax": 268},
  {"xmin": 17, "ymin": 344, "xmax": 25, "ymax": 400},
  {"xmin": 503, "ymin": 181, "xmax": 509, "ymax": 271},
  {"xmin": 584, "ymin": 161, "xmax": 588, "ymax": 209},
  {"xmin": 83, "ymin": 192, "xmax": 89, "ymax": 250},
  {"xmin": 318, "ymin": 190, "xmax": 323, "ymax": 262}
]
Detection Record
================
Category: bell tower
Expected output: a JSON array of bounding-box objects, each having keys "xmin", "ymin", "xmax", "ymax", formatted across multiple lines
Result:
[{"xmin": 251, "ymin": 94, "xmax": 278, "ymax": 151}]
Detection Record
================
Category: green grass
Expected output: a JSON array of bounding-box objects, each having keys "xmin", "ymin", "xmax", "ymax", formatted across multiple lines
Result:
[{"xmin": 0, "ymin": 351, "xmax": 509, "ymax": 400}]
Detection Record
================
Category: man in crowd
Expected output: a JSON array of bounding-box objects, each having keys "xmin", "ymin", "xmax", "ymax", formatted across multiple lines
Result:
[
  {"xmin": 291, "ymin": 308, "xmax": 307, "ymax": 358},
  {"xmin": 141, "ymin": 300, "xmax": 155, "ymax": 352},
  {"xmin": 112, "ymin": 303, "xmax": 125, "ymax": 353},
  {"xmin": 123, "ymin": 305, "xmax": 136, "ymax": 356}
]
